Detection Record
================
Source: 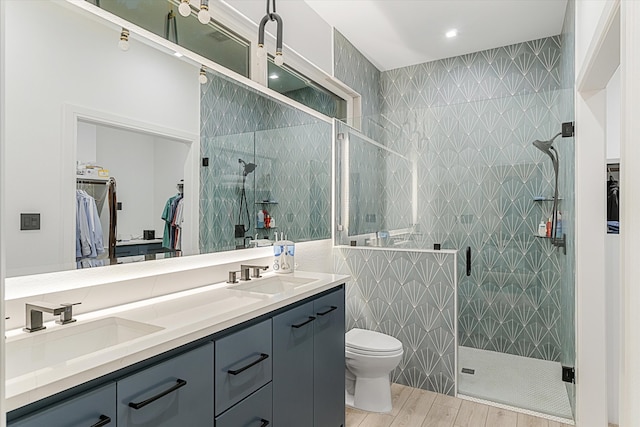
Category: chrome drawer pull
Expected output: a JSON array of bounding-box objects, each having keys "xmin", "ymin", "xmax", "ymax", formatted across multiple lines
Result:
[
  {"xmin": 291, "ymin": 316, "xmax": 316, "ymax": 328},
  {"xmin": 89, "ymin": 415, "xmax": 111, "ymax": 427},
  {"xmin": 128, "ymin": 379, "xmax": 187, "ymax": 410},
  {"xmin": 227, "ymin": 353, "xmax": 270, "ymax": 375},
  {"xmin": 317, "ymin": 306, "xmax": 337, "ymax": 316}
]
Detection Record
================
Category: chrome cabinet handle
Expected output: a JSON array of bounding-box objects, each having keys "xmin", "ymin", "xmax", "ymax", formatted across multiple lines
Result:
[{"xmin": 128, "ymin": 379, "xmax": 187, "ymax": 410}]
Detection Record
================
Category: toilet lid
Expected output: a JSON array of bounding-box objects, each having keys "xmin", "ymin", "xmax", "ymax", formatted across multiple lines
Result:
[{"xmin": 345, "ymin": 328, "xmax": 402, "ymax": 353}]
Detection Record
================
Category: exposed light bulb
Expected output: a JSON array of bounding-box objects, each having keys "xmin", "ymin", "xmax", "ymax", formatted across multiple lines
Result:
[
  {"xmin": 445, "ymin": 29, "xmax": 458, "ymax": 38},
  {"xmin": 274, "ymin": 53, "xmax": 284, "ymax": 66},
  {"xmin": 198, "ymin": 1, "xmax": 210, "ymax": 24},
  {"xmin": 118, "ymin": 28, "xmax": 130, "ymax": 51},
  {"xmin": 199, "ymin": 67, "xmax": 208, "ymax": 84},
  {"xmin": 256, "ymin": 44, "xmax": 266, "ymax": 58},
  {"xmin": 178, "ymin": 0, "xmax": 191, "ymax": 17}
]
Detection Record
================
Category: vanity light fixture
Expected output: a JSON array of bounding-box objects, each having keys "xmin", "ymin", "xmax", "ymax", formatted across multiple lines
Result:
[
  {"xmin": 178, "ymin": 0, "xmax": 191, "ymax": 17},
  {"xmin": 257, "ymin": 0, "xmax": 284, "ymax": 66},
  {"xmin": 118, "ymin": 28, "xmax": 130, "ymax": 51},
  {"xmin": 199, "ymin": 66, "xmax": 208, "ymax": 84},
  {"xmin": 446, "ymin": 29, "xmax": 458, "ymax": 38},
  {"xmin": 198, "ymin": 0, "xmax": 211, "ymax": 25}
]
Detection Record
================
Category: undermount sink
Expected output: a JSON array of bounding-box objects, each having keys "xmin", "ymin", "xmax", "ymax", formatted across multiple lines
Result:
[
  {"xmin": 6, "ymin": 317, "xmax": 164, "ymax": 379},
  {"xmin": 228, "ymin": 275, "xmax": 317, "ymax": 295}
]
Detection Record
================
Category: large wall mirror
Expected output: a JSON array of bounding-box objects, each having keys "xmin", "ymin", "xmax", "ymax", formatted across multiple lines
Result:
[{"xmin": 4, "ymin": 0, "xmax": 332, "ymax": 278}]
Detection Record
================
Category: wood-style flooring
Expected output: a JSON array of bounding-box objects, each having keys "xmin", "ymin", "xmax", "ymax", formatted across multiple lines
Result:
[{"xmin": 345, "ymin": 383, "xmax": 574, "ymax": 427}]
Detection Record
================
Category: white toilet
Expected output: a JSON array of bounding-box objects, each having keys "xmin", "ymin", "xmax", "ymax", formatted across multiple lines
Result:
[{"xmin": 345, "ymin": 328, "xmax": 404, "ymax": 413}]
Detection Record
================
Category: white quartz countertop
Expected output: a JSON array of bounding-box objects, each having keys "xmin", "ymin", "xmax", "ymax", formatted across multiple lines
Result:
[{"xmin": 4, "ymin": 270, "xmax": 349, "ymax": 412}]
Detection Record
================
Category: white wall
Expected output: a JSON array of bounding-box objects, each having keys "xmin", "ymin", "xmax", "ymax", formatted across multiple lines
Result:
[
  {"xmin": 605, "ymin": 64, "xmax": 620, "ymax": 426},
  {"xmin": 4, "ymin": 1, "xmax": 199, "ymax": 276},
  {"xmin": 225, "ymin": 0, "xmax": 333, "ymax": 75},
  {"xmin": 606, "ymin": 66, "xmax": 621, "ymax": 160},
  {"xmin": 0, "ymin": 0, "xmax": 6, "ymax": 423},
  {"xmin": 576, "ymin": 0, "xmax": 610, "ymax": 74}
]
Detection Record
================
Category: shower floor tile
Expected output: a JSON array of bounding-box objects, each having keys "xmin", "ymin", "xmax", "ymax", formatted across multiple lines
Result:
[{"xmin": 457, "ymin": 346, "xmax": 573, "ymax": 420}]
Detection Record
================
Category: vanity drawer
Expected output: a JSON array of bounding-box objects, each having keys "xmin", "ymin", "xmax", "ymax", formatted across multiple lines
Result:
[
  {"xmin": 215, "ymin": 383, "xmax": 272, "ymax": 427},
  {"xmin": 117, "ymin": 343, "xmax": 214, "ymax": 427},
  {"xmin": 215, "ymin": 318, "xmax": 272, "ymax": 415},
  {"xmin": 9, "ymin": 383, "xmax": 116, "ymax": 427}
]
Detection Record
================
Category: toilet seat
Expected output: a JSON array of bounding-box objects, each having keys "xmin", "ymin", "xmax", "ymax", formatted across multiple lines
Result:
[
  {"xmin": 345, "ymin": 328, "xmax": 403, "ymax": 353},
  {"xmin": 346, "ymin": 346, "xmax": 404, "ymax": 357}
]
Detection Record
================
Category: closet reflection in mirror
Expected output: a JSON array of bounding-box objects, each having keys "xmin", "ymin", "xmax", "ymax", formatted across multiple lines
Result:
[{"xmin": 76, "ymin": 121, "xmax": 191, "ymax": 267}]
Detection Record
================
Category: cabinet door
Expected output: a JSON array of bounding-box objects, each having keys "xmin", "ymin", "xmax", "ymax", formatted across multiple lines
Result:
[
  {"xmin": 117, "ymin": 343, "xmax": 214, "ymax": 427},
  {"xmin": 215, "ymin": 318, "xmax": 272, "ymax": 415},
  {"xmin": 272, "ymin": 300, "xmax": 315, "ymax": 427},
  {"xmin": 313, "ymin": 288, "xmax": 346, "ymax": 427},
  {"xmin": 215, "ymin": 383, "xmax": 272, "ymax": 427},
  {"xmin": 9, "ymin": 383, "xmax": 116, "ymax": 427}
]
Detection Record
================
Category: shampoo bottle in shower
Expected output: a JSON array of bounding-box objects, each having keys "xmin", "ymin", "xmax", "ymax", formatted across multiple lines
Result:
[
  {"xmin": 257, "ymin": 210, "xmax": 265, "ymax": 228},
  {"xmin": 556, "ymin": 211, "xmax": 562, "ymax": 236},
  {"xmin": 538, "ymin": 220, "xmax": 547, "ymax": 237},
  {"xmin": 546, "ymin": 217, "xmax": 552, "ymax": 237}
]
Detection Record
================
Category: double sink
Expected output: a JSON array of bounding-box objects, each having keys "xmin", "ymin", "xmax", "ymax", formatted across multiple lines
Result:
[{"xmin": 5, "ymin": 274, "xmax": 318, "ymax": 381}]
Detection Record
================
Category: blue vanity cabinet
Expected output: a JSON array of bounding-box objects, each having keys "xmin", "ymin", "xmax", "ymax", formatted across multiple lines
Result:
[
  {"xmin": 116, "ymin": 342, "xmax": 214, "ymax": 427},
  {"xmin": 313, "ymin": 289, "xmax": 346, "ymax": 427},
  {"xmin": 272, "ymin": 300, "xmax": 315, "ymax": 426},
  {"xmin": 8, "ymin": 383, "xmax": 116, "ymax": 427},
  {"xmin": 214, "ymin": 318, "xmax": 272, "ymax": 415},
  {"xmin": 272, "ymin": 287, "xmax": 345, "ymax": 427},
  {"xmin": 215, "ymin": 383, "xmax": 272, "ymax": 427}
]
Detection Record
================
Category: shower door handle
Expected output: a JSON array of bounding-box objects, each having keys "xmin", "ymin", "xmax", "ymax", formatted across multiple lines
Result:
[{"xmin": 466, "ymin": 247, "xmax": 471, "ymax": 276}]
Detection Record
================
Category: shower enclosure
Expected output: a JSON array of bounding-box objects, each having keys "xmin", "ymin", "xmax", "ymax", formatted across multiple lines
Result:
[{"xmin": 335, "ymin": 87, "xmax": 575, "ymax": 420}]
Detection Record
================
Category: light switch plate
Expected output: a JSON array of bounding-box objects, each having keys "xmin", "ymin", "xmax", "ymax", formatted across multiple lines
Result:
[{"xmin": 20, "ymin": 213, "xmax": 40, "ymax": 230}]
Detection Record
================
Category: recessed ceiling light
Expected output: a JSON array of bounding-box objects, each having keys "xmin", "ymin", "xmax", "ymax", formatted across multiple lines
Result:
[
  {"xmin": 269, "ymin": 73, "xmax": 279, "ymax": 80},
  {"xmin": 446, "ymin": 29, "xmax": 458, "ymax": 38}
]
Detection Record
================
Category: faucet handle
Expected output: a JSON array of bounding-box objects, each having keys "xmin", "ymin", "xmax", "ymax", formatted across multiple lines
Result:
[
  {"xmin": 228, "ymin": 271, "xmax": 240, "ymax": 284},
  {"xmin": 56, "ymin": 302, "xmax": 81, "ymax": 325}
]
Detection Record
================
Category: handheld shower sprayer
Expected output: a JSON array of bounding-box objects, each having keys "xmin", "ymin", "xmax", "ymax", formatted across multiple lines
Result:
[
  {"xmin": 532, "ymin": 132, "xmax": 563, "ymax": 248},
  {"xmin": 237, "ymin": 158, "xmax": 257, "ymax": 237}
]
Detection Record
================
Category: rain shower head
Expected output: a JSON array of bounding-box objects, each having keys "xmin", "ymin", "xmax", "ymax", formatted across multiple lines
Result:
[{"xmin": 238, "ymin": 158, "xmax": 257, "ymax": 176}]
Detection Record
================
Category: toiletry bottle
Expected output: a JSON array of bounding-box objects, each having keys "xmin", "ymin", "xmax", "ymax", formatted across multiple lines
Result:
[
  {"xmin": 538, "ymin": 220, "xmax": 547, "ymax": 237},
  {"xmin": 265, "ymin": 214, "xmax": 271, "ymax": 229},
  {"xmin": 270, "ymin": 216, "xmax": 275, "ymax": 229},
  {"xmin": 546, "ymin": 217, "xmax": 552, "ymax": 238},
  {"xmin": 257, "ymin": 210, "xmax": 265, "ymax": 228},
  {"xmin": 556, "ymin": 211, "xmax": 562, "ymax": 236}
]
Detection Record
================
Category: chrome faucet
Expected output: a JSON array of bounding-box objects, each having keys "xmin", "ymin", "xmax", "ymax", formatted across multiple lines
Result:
[
  {"xmin": 24, "ymin": 301, "xmax": 81, "ymax": 333},
  {"xmin": 239, "ymin": 264, "xmax": 269, "ymax": 281}
]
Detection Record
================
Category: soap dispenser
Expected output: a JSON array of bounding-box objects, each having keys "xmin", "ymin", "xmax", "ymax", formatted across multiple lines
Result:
[{"xmin": 273, "ymin": 235, "xmax": 295, "ymax": 274}]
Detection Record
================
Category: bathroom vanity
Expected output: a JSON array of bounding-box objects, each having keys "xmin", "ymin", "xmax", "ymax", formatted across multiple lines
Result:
[{"xmin": 5, "ymin": 271, "xmax": 347, "ymax": 427}]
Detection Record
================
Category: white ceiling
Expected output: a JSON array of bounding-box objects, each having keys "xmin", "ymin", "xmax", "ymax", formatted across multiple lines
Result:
[{"xmin": 304, "ymin": 0, "xmax": 568, "ymax": 72}]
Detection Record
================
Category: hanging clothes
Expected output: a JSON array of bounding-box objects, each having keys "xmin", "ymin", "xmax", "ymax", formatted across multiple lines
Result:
[
  {"xmin": 76, "ymin": 189, "xmax": 105, "ymax": 261},
  {"xmin": 162, "ymin": 193, "xmax": 183, "ymax": 250},
  {"xmin": 607, "ymin": 176, "xmax": 619, "ymax": 222}
]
